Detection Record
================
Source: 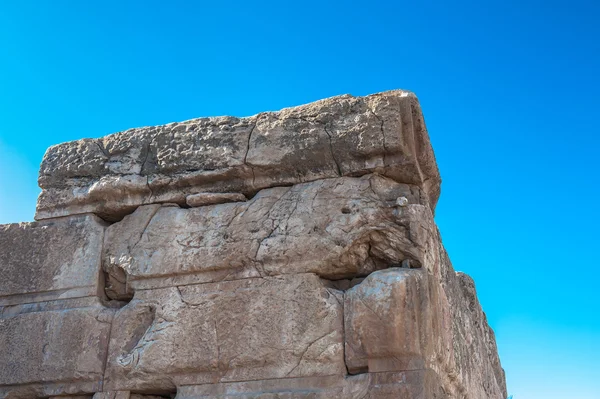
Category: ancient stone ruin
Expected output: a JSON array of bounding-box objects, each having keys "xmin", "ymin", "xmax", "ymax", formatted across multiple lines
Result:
[{"xmin": 0, "ymin": 90, "xmax": 506, "ymax": 398}]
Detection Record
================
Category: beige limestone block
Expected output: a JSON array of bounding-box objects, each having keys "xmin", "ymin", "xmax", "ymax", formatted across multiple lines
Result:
[
  {"xmin": 0, "ymin": 301, "xmax": 113, "ymax": 398},
  {"xmin": 344, "ymin": 268, "xmax": 427, "ymax": 374},
  {"xmin": 342, "ymin": 258, "xmax": 507, "ymax": 399},
  {"xmin": 0, "ymin": 214, "xmax": 106, "ymax": 306},
  {"xmin": 103, "ymin": 274, "xmax": 345, "ymax": 392},
  {"xmin": 102, "ymin": 175, "xmax": 429, "ymax": 298},
  {"xmin": 35, "ymin": 90, "xmax": 440, "ymax": 221}
]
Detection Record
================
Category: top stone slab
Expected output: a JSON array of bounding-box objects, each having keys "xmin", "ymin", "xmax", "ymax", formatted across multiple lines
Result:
[{"xmin": 36, "ymin": 90, "xmax": 441, "ymax": 221}]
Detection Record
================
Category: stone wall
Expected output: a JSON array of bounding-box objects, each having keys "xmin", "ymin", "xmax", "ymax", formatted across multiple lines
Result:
[{"xmin": 0, "ymin": 90, "xmax": 506, "ymax": 398}]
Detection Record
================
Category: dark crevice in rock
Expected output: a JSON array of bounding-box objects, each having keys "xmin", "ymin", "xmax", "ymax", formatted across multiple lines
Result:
[
  {"xmin": 348, "ymin": 365, "xmax": 369, "ymax": 375},
  {"xmin": 140, "ymin": 142, "xmax": 153, "ymax": 176},
  {"xmin": 98, "ymin": 263, "xmax": 132, "ymax": 308},
  {"xmin": 94, "ymin": 140, "xmax": 110, "ymax": 159},
  {"xmin": 325, "ymin": 277, "xmax": 366, "ymax": 292},
  {"xmin": 102, "ymin": 266, "xmax": 134, "ymax": 304},
  {"xmin": 242, "ymin": 181, "xmax": 294, "ymax": 201},
  {"xmin": 95, "ymin": 205, "xmax": 141, "ymax": 224}
]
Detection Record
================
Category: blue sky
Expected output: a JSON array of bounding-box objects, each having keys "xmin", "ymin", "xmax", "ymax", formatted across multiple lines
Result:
[{"xmin": 1, "ymin": 1, "xmax": 599, "ymax": 397}]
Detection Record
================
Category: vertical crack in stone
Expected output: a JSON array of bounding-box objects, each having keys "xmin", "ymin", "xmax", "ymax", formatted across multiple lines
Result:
[
  {"xmin": 244, "ymin": 117, "xmax": 259, "ymax": 191},
  {"xmin": 244, "ymin": 117, "xmax": 259, "ymax": 165},
  {"xmin": 98, "ymin": 223, "xmax": 115, "ymax": 392},
  {"xmin": 141, "ymin": 142, "xmax": 152, "ymax": 176},
  {"xmin": 367, "ymin": 107, "xmax": 388, "ymax": 167},
  {"xmin": 130, "ymin": 206, "xmax": 161, "ymax": 252},
  {"xmin": 341, "ymin": 288, "xmax": 351, "ymax": 376},
  {"xmin": 323, "ymin": 126, "xmax": 342, "ymax": 176}
]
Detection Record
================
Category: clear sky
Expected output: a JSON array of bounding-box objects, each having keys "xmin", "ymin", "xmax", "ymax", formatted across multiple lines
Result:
[{"xmin": 1, "ymin": 1, "xmax": 599, "ymax": 397}]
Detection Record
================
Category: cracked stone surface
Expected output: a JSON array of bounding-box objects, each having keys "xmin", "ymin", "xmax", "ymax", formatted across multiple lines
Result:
[
  {"xmin": 0, "ymin": 300, "xmax": 113, "ymax": 399},
  {"xmin": 35, "ymin": 90, "xmax": 440, "ymax": 221},
  {"xmin": 103, "ymin": 274, "xmax": 345, "ymax": 391},
  {"xmin": 0, "ymin": 90, "xmax": 505, "ymax": 399},
  {"xmin": 102, "ymin": 175, "xmax": 428, "ymax": 298}
]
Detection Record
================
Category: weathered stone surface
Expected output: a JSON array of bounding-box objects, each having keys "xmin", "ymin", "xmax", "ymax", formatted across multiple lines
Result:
[
  {"xmin": 35, "ymin": 90, "xmax": 440, "ymax": 221},
  {"xmin": 1, "ymin": 89, "xmax": 506, "ymax": 399},
  {"xmin": 344, "ymin": 268, "xmax": 427, "ymax": 374},
  {"xmin": 186, "ymin": 192, "xmax": 247, "ymax": 207},
  {"xmin": 0, "ymin": 214, "xmax": 106, "ymax": 306},
  {"xmin": 0, "ymin": 301, "xmax": 113, "ymax": 398},
  {"xmin": 176, "ymin": 370, "xmax": 447, "ymax": 398},
  {"xmin": 102, "ymin": 175, "xmax": 428, "ymax": 298},
  {"xmin": 342, "ymin": 211, "xmax": 507, "ymax": 398},
  {"xmin": 440, "ymin": 258, "xmax": 508, "ymax": 399},
  {"xmin": 104, "ymin": 274, "xmax": 345, "ymax": 391}
]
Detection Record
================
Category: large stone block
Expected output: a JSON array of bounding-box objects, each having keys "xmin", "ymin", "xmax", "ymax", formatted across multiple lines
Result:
[
  {"xmin": 35, "ymin": 90, "xmax": 440, "ymax": 221},
  {"xmin": 102, "ymin": 175, "xmax": 429, "ymax": 298},
  {"xmin": 344, "ymin": 268, "xmax": 427, "ymax": 374},
  {"xmin": 343, "ymin": 264, "xmax": 507, "ymax": 399},
  {"xmin": 0, "ymin": 214, "xmax": 106, "ymax": 306},
  {"xmin": 0, "ymin": 301, "xmax": 113, "ymax": 398},
  {"xmin": 104, "ymin": 274, "xmax": 345, "ymax": 391}
]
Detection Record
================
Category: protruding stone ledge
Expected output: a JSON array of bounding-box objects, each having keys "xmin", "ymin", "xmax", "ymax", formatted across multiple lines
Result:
[
  {"xmin": 35, "ymin": 90, "xmax": 440, "ymax": 221},
  {"xmin": 0, "ymin": 214, "xmax": 107, "ymax": 306}
]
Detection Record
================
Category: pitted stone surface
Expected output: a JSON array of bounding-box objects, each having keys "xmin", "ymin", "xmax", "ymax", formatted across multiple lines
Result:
[
  {"xmin": 35, "ymin": 90, "xmax": 440, "ymax": 221},
  {"xmin": 0, "ymin": 90, "xmax": 505, "ymax": 399}
]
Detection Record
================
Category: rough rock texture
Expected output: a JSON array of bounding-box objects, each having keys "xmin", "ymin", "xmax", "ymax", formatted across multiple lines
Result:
[
  {"xmin": 0, "ymin": 214, "xmax": 107, "ymax": 306},
  {"xmin": 35, "ymin": 90, "xmax": 440, "ymax": 221},
  {"xmin": 104, "ymin": 274, "xmax": 345, "ymax": 391},
  {"xmin": 102, "ymin": 175, "xmax": 427, "ymax": 298},
  {"xmin": 0, "ymin": 300, "xmax": 114, "ymax": 398},
  {"xmin": 0, "ymin": 90, "xmax": 505, "ymax": 399}
]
